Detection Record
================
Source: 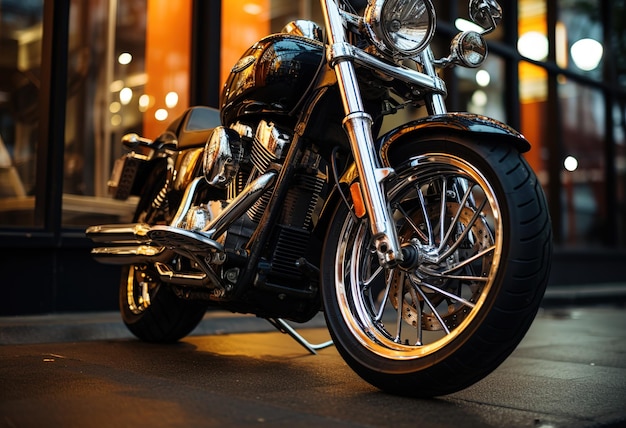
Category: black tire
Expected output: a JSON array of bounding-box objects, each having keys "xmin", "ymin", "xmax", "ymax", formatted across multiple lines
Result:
[
  {"xmin": 119, "ymin": 162, "xmax": 209, "ymax": 343},
  {"xmin": 322, "ymin": 137, "xmax": 552, "ymax": 397},
  {"xmin": 120, "ymin": 264, "xmax": 208, "ymax": 343}
]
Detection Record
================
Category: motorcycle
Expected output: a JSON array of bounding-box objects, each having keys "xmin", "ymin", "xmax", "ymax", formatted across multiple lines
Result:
[{"xmin": 87, "ymin": 0, "xmax": 552, "ymax": 397}]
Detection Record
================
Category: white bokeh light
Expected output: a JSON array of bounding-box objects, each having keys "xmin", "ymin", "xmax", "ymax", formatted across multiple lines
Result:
[
  {"xmin": 471, "ymin": 90, "xmax": 488, "ymax": 107},
  {"xmin": 518, "ymin": 32, "xmax": 549, "ymax": 61},
  {"xmin": 165, "ymin": 92, "xmax": 179, "ymax": 109},
  {"xmin": 118, "ymin": 52, "xmax": 132, "ymax": 65},
  {"xmin": 571, "ymin": 38, "xmax": 603, "ymax": 71},
  {"xmin": 138, "ymin": 94, "xmax": 151, "ymax": 112},
  {"xmin": 455, "ymin": 18, "xmax": 483, "ymax": 33},
  {"xmin": 476, "ymin": 70, "xmax": 491, "ymax": 87},
  {"xmin": 155, "ymin": 109, "xmax": 168, "ymax": 121},
  {"xmin": 564, "ymin": 155, "xmax": 579, "ymax": 172},
  {"xmin": 119, "ymin": 87, "xmax": 133, "ymax": 105}
]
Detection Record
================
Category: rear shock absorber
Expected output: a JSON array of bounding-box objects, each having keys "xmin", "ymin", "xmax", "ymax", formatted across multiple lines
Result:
[{"xmin": 151, "ymin": 157, "xmax": 175, "ymax": 211}]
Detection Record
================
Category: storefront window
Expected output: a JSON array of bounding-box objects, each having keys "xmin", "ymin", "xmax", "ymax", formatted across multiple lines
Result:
[
  {"xmin": 455, "ymin": 56, "xmax": 506, "ymax": 123},
  {"xmin": 558, "ymin": 0, "xmax": 604, "ymax": 81},
  {"xmin": 62, "ymin": 0, "xmax": 191, "ymax": 227},
  {"xmin": 560, "ymin": 83, "xmax": 606, "ymax": 245},
  {"xmin": 519, "ymin": 60, "xmax": 548, "ymax": 187},
  {"xmin": 0, "ymin": 0, "xmax": 44, "ymax": 227},
  {"xmin": 518, "ymin": 0, "xmax": 549, "ymax": 186}
]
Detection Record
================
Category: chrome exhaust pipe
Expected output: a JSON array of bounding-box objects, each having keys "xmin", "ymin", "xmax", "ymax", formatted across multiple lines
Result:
[
  {"xmin": 86, "ymin": 223, "xmax": 152, "ymax": 244},
  {"xmin": 90, "ymin": 245, "xmax": 172, "ymax": 265},
  {"xmin": 87, "ymin": 171, "xmax": 276, "ymax": 247},
  {"xmin": 88, "ymin": 168, "xmax": 276, "ymax": 278}
]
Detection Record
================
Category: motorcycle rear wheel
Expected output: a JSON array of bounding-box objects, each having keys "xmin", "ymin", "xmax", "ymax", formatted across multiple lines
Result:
[
  {"xmin": 119, "ymin": 264, "xmax": 208, "ymax": 343},
  {"xmin": 119, "ymin": 163, "xmax": 208, "ymax": 343},
  {"xmin": 322, "ymin": 138, "xmax": 552, "ymax": 397}
]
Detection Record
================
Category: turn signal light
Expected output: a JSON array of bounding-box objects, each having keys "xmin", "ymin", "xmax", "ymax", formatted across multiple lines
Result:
[{"xmin": 350, "ymin": 182, "xmax": 367, "ymax": 218}]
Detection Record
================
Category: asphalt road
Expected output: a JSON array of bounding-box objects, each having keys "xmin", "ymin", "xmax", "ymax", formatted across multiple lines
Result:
[{"xmin": 1, "ymin": 304, "xmax": 625, "ymax": 428}]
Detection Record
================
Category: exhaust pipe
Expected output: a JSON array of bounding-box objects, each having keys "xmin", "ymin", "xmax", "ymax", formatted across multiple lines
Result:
[
  {"xmin": 90, "ymin": 245, "xmax": 172, "ymax": 265},
  {"xmin": 87, "ymin": 170, "xmax": 276, "ymax": 270},
  {"xmin": 86, "ymin": 223, "xmax": 152, "ymax": 244}
]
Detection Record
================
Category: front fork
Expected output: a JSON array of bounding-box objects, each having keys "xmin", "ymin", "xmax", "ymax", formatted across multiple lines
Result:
[{"xmin": 321, "ymin": 0, "xmax": 446, "ymax": 267}]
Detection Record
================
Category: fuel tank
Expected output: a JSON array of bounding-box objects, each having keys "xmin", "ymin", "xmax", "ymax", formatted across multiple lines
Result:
[{"xmin": 220, "ymin": 34, "xmax": 328, "ymax": 127}]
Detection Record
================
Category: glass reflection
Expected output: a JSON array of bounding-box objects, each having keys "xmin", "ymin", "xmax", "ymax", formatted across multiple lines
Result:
[
  {"xmin": 0, "ymin": 0, "xmax": 44, "ymax": 226},
  {"xmin": 61, "ymin": 0, "xmax": 192, "ymax": 227},
  {"xmin": 560, "ymin": 83, "xmax": 606, "ymax": 246},
  {"xmin": 558, "ymin": 0, "xmax": 604, "ymax": 79}
]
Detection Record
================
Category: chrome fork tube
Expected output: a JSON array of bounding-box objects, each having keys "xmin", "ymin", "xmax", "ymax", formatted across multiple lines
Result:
[
  {"xmin": 419, "ymin": 48, "xmax": 448, "ymax": 115},
  {"xmin": 321, "ymin": 0, "xmax": 402, "ymax": 266}
]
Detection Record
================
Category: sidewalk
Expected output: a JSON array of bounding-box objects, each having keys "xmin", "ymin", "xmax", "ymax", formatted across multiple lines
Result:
[
  {"xmin": 0, "ymin": 309, "xmax": 328, "ymax": 345},
  {"xmin": 1, "ymin": 283, "xmax": 625, "ymax": 346}
]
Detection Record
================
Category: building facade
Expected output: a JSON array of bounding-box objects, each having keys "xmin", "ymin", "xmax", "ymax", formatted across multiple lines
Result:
[{"xmin": 1, "ymin": 0, "xmax": 624, "ymax": 315}]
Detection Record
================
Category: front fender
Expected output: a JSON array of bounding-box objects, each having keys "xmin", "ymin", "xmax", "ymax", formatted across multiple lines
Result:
[{"xmin": 379, "ymin": 113, "xmax": 530, "ymax": 166}]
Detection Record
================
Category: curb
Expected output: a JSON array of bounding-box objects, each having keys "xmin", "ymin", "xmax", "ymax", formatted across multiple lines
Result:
[{"xmin": 541, "ymin": 282, "xmax": 626, "ymax": 306}]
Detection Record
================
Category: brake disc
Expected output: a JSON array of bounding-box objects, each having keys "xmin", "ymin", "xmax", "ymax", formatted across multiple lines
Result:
[{"xmin": 390, "ymin": 202, "xmax": 494, "ymax": 331}]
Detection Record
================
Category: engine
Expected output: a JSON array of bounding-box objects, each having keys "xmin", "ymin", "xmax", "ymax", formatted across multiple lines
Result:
[{"xmin": 201, "ymin": 119, "xmax": 329, "ymax": 316}]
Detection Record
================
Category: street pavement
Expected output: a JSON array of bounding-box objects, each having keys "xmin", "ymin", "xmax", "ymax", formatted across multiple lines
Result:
[{"xmin": 0, "ymin": 286, "xmax": 625, "ymax": 428}]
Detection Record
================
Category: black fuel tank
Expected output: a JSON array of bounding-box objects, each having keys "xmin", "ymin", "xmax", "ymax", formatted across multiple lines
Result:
[{"xmin": 220, "ymin": 34, "xmax": 327, "ymax": 127}]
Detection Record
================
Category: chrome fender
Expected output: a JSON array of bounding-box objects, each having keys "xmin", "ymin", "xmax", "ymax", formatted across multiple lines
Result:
[{"xmin": 379, "ymin": 113, "xmax": 530, "ymax": 167}]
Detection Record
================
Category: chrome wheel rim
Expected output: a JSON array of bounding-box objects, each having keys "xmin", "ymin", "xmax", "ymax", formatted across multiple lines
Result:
[
  {"xmin": 125, "ymin": 264, "xmax": 160, "ymax": 315},
  {"xmin": 334, "ymin": 154, "xmax": 503, "ymax": 360}
]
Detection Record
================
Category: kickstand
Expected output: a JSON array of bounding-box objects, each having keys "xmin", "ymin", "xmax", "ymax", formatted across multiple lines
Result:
[{"xmin": 266, "ymin": 318, "xmax": 334, "ymax": 355}]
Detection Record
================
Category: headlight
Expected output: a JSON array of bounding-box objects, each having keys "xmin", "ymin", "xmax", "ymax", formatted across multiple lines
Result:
[
  {"xmin": 365, "ymin": 0, "xmax": 436, "ymax": 59},
  {"xmin": 450, "ymin": 31, "xmax": 487, "ymax": 68},
  {"xmin": 203, "ymin": 126, "xmax": 241, "ymax": 188}
]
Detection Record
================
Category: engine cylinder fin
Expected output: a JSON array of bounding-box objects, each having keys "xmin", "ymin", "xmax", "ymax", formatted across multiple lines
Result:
[
  {"xmin": 246, "ymin": 188, "xmax": 274, "ymax": 223},
  {"xmin": 270, "ymin": 225, "xmax": 312, "ymax": 278},
  {"xmin": 281, "ymin": 173, "xmax": 326, "ymax": 230}
]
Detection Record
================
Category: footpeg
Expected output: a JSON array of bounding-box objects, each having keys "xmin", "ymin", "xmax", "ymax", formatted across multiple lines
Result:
[{"xmin": 147, "ymin": 225, "xmax": 224, "ymax": 253}]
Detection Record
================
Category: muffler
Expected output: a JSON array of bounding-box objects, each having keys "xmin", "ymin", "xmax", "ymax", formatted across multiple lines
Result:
[
  {"xmin": 85, "ymin": 222, "xmax": 224, "ymax": 266},
  {"xmin": 86, "ymin": 223, "xmax": 170, "ymax": 265}
]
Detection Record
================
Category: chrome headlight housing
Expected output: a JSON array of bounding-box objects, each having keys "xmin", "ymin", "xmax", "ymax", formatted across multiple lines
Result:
[
  {"xmin": 203, "ymin": 126, "xmax": 242, "ymax": 189},
  {"xmin": 450, "ymin": 31, "xmax": 487, "ymax": 68},
  {"xmin": 364, "ymin": 0, "xmax": 436, "ymax": 59}
]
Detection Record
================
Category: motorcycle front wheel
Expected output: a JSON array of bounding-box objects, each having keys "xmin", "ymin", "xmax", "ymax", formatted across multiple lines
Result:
[{"xmin": 322, "ymin": 138, "xmax": 552, "ymax": 397}]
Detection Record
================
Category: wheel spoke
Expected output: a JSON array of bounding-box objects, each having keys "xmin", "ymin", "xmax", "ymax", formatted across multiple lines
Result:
[
  {"xmin": 374, "ymin": 268, "xmax": 396, "ymax": 322},
  {"xmin": 441, "ymin": 245, "xmax": 495, "ymax": 275},
  {"xmin": 396, "ymin": 203, "xmax": 428, "ymax": 242},
  {"xmin": 413, "ymin": 281, "xmax": 451, "ymax": 335},
  {"xmin": 416, "ymin": 185, "xmax": 434, "ymax": 245},
  {"xmin": 439, "ymin": 177, "xmax": 447, "ymax": 246},
  {"xmin": 409, "ymin": 275, "xmax": 477, "ymax": 309},
  {"xmin": 436, "ymin": 197, "xmax": 487, "ymax": 263},
  {"xmin": 438, "ymin": 181, "xmax": 476, "ymax": 253},
  {"xmin": 362, "ymin": 265, "xmax": 383, "ymax": 288}
]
